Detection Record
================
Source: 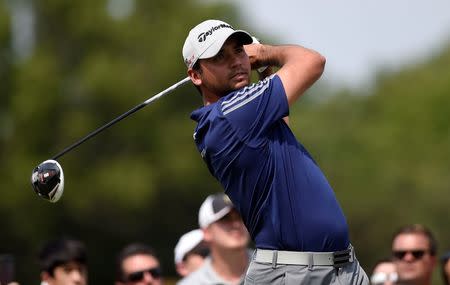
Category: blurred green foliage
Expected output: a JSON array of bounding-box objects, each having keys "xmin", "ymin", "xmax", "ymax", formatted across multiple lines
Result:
[{"xmin": 0, "ymin": 0, "xmax": 449, "ymax": 284}]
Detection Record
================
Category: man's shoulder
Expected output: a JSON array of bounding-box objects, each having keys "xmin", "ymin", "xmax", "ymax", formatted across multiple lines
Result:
[
  {"xmin": 225, "ymin": 74, "xmax": 278, "ymax": 99},
  {"xmin": 219, "ymin": 74, "xmax": 281, "ymax": 115}
]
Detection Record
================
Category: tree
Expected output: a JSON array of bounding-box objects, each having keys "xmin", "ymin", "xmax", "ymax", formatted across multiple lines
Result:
[
  {"xmin": 0, "ymin": 0, "xmax": 242, "ymax": 283},
  {"xmin": 1, "ymin": 0, "xmax": 449, "ymax": 283}
]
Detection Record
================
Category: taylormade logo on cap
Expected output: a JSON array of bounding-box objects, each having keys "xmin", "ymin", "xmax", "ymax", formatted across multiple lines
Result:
[
  {"xmin": 182, "ymin": 19, "xmax": 253, "ymax": 69},
  {"xmin": 197, "ymin": 23, "xmax": 234, "ymax": 42}
]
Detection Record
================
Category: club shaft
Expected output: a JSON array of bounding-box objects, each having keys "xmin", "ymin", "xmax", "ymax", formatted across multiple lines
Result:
[{"xmin": 52, "ymin": 77, "xmax": 191, "ymax": 160}]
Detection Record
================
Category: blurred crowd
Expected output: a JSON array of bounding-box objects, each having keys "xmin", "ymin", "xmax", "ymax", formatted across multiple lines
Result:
[
  {"xmin": 1, "ymin": 194, "xmax": 449, "ymax": 285},
  {"xmin": 369, "ymin": 224, "xmax": 450, "ymax": 285}
]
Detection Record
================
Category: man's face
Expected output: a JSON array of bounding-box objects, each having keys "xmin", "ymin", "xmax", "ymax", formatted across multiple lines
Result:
[
  {"xmin": 204, "ymin": 209, "xmax": 249, "ymax": 250},
  {"xmin": 43, "ymin": 261, "xmax": 87, "ymax": 285},
  {"xmin": 392, "ymin": 233, "xmax": 436, "ymax": 284},
  {"xmin": 183, "ymin": 253, "xmax": 205, "ymax": 274},
  {"xmin": 194, "ymin": 36, "xmax": 251, "ymax": 97},
  {"xmin": 118, "ymin": 254, "xmax": 162, "ymax": 285},
  {"xmin": 176, "ymin": 253, "xmax": 206, "ymax": 277}
]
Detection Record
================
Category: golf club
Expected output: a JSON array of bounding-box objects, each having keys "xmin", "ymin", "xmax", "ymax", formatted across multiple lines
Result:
[{"xmin": 31, "ymin": 76, "xmax": 191, "ymax": 202}]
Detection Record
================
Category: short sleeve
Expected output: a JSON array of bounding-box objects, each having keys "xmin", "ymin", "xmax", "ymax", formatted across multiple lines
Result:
[{"xmin": 219, "ymin": 74, "xmax": 289, "ymax": 144}]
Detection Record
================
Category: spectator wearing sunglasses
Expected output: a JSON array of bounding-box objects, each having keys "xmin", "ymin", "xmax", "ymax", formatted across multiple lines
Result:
[
  {"xmin": 391, "ymin": 224, "xmax": 437, "ymax": 285},
  {"xmin": 115, "ymin": 243, "xmax": 162, "ymax": 285},
  {"xmin": 370, "ymin": 258, "xmax": 398, "ymax": 285},
  {"xmin": 441, "ymin": 251, "xmax": 450, "ymax": 285},
  {"xmin": 38, "ymin": 237, "xmax": 88, "ymax": 285},
  {"xmin": 174, "ymin": 229, "xmax": 209, "ymax": 278},
  {"xmin": 177, "ymin": 193, "xmax": 250, "ymax": 285}
]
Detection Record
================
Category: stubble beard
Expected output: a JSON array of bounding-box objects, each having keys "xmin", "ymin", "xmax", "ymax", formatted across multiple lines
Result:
[{"xmin": 203, "ymin": 70, "xmax": 250, "ymax": 98}]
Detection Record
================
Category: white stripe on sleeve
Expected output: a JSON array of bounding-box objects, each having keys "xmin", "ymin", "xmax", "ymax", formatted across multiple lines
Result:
[{"xmin": 221, "ymin": 74, "xmax": 275, "ymax": 115}]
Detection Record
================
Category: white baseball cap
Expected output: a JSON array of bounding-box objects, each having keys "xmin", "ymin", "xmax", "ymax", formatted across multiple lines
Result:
[
  {"xmin": 198, "ymin": 193, "xmax": 234, "ymax": 229},
  {"xmin": 182, "ymin": 19, "xmax": 253, "ymax": 69},
  {"xmin": 174, "ymin": 229, "xmax": 204, "ymax": 264}
]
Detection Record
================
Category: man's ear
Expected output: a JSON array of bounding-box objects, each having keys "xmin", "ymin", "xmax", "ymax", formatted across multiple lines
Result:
[
  {"xmin": 176, "ymin": 262, "xmax": 189, "ymax": 277},
  {"xmin": 430, "ymin": 255, "xmax": 437, "ymax": 267},
  {"xmin": 188, "ymin": 68, "xmax": 202, "ymax": 87},
  {"xmin": 41, "ymin": 271, "xmax": 51, "ymax": 283},
  {"xmin": 202, "ymin": 227, "xmax": 213, "ymax": 243}
]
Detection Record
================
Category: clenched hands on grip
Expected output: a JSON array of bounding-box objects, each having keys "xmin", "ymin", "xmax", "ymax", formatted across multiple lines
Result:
[{"xmin": 244, "ymin": 42, "xmax": 325, "ymax": 106}]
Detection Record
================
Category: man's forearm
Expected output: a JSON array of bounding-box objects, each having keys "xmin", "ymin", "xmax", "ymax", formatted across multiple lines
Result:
[{"xmin": 257, "ymin": 44, "xmax": 325, "ymax": 106}]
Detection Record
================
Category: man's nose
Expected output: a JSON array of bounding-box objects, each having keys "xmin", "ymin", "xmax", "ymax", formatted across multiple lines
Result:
[
  {"xmin": 229, "ymin": 53, "xmax": 242, "ymax": 67},
  {"xmin": 70, "ymin": 270, "xmax": 84, "ymax": 283},
  {"xmin": 403, "ymin": 252, "xmax": 416, "ymax": 262},
  {"xmin": 143, "ymin": 271, "xmax": 155, "ymax": 283}
]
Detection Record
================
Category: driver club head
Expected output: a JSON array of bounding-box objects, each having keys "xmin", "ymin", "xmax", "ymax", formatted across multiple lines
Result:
[{"xmin": 31, "ymin": 159, "xmax": 64, "ymax": 203}]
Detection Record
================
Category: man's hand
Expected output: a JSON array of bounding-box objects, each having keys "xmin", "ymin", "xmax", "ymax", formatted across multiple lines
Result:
[
  {"xmin": 245, "ymin": 37, "xmax": 325, "ymax": 106},
  {"xmin": 251, "ymin": 37, "xmax": 269, "ymax": 73},
  {"xmin": 244, "ymin": 39, "xmax": 267, "ymax": 71},
  {"xmin": 245, "ymin": 39, "xmax": 273, "ymax": 79}
]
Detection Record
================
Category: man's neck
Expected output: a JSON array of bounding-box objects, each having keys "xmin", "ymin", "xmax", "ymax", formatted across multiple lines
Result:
[
  {"xmin": 210, "ymin": 248, "xmax": 248, "ymax": 284},
  {"xmin": 202, "ymin": 92, "xmax": 220, "ymax": 106}
]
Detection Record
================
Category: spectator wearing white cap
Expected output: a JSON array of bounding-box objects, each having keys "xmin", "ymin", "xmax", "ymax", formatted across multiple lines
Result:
[
  {"xmin": 174, "ymin": 229, "xmax": 209, "ymax": 278},
  {"xmin": 177, "ymin": 193, "xmax": 250, "ymax": 285}
]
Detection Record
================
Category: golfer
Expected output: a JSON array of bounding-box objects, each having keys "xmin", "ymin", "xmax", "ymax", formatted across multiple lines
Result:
[{"xmin": 183, "ymin": 19, "xmax": 369, "ymax": 284}]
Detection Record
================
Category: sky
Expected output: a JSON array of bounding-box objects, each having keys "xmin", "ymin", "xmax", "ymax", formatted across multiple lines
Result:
[
  {"xmin": 5, "ymin": 0, "xmax": 450, "ymax": 89},
  {"xmin": 228, "ymin": 0, "xmax": 450, "ymax": 88}
]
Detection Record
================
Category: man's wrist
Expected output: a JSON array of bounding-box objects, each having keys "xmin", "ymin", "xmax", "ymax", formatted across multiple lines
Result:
[{"xmin": 251, "ymin": 37, "xmax": 269, "ymax": 73}]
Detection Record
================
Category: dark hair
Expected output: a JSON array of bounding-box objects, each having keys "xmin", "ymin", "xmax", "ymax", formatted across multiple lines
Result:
[
  {"xmin": 38, "ymin": 237, "xmax": 87, "ymax": 276},
  {"xmin": 441, "ymin": 252, "xmax": 450, "ymax": 285},
  {"xmin": 182, "ymin": 241, "xmax": 210, "ymax": 262},
  {"xmin": 115, "ymin": 243, "xmax": 158, "ymax": 281},
  {"xmin": 392, "ymin": 224, "xmax": 437, "ymax": 256},
  {"xmin": 192, "ymin": 60, "xmax": 202, "ymax": 72}
]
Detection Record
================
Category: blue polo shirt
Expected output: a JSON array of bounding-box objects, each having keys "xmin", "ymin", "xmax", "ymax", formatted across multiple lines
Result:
[{"xmin": 191, "ymin": 75, "xmax": 349, "ymax": 252}]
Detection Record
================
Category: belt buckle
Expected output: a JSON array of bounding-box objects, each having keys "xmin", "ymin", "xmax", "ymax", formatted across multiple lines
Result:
[{"xmin": 332, "ymin": 248, "xmax": 351, "ymax": 267}]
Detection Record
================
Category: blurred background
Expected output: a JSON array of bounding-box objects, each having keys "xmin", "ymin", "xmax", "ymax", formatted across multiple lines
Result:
[{"xmin": 0, "ymin": 0, "xmax": 449, "ymax": 283}]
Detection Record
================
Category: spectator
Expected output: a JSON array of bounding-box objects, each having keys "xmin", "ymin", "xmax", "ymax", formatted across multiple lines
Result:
[
  {"xmin": 115, "ymin": 243, "xmax": 162, "ymax": 285},
  {"xmin": 441, "ymin": 251, "xmax": 450, "ymax": 285},
  {"xmin": 38, "ymin": 237, "xmax": 88, "ymax": 285},
  {"xmin": 370, "ymin": 258, "xmax": 398, "ymax": 285},
  {"xmin": 177, "ymin": 193, "xmax": 250, "ymax": 285},
  {"xmin": 391, "ymin": 224, "xmax": 437, "ymax": 285},
  {"xmin": 174, "ymin": 229, "xmax": 209, "ymax": 277}
]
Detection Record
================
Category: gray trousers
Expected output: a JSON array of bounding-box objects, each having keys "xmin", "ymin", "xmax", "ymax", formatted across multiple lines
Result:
[{"xmin": 244, "ymin": 257, "xmax": 369, "ymax": 285}]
